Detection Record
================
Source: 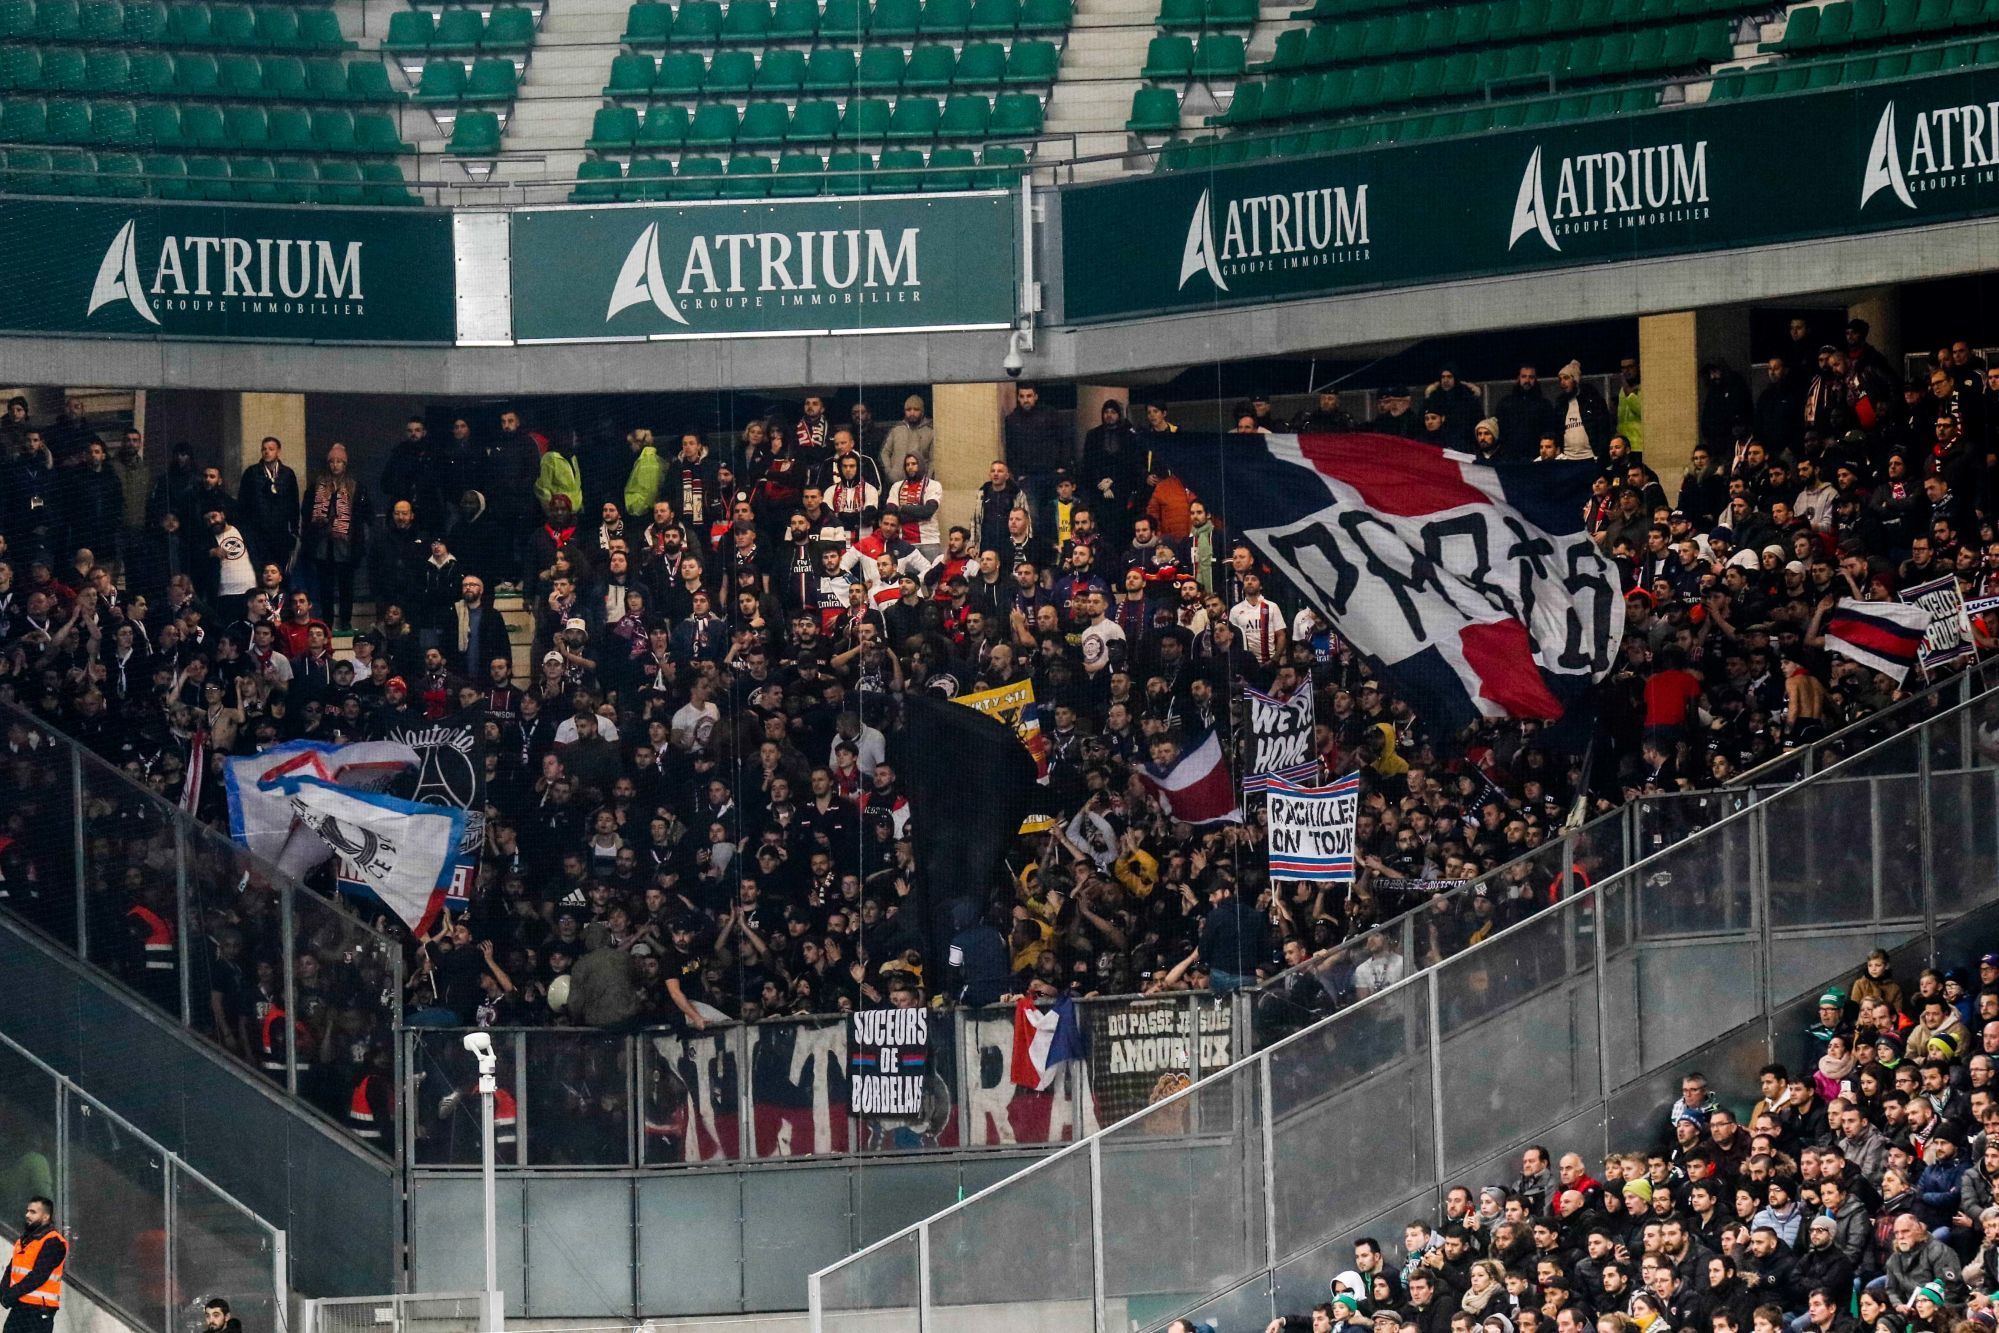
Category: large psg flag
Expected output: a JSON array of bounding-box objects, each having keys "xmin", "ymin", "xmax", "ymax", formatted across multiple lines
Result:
[{"xmin": 1155, "ymin": 433, "xmax": 1624, "ymax": 730}]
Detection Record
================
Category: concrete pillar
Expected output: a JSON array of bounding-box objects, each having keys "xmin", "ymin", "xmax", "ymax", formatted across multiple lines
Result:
[
  {"xmin": 221, "ymin": 392, "xmax": 306, "ymax": 478},
  {"xmin": 1639, "ymin": 308, "xmax": 1749, "ymax": 504},
  {"xmin": 1074, "ymin": 384, "xmax": 1131, "ymax": 450},
  {"xmin": 1847, "ymin": 288, "xmax": 1903, "ymax": 372},
  {"xmin": 931, "ymin": 382, "xmax": 1006, "ymax": 539}
]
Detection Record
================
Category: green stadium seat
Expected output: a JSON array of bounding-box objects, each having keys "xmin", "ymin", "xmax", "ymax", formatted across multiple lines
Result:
[
  {"xmin": 967, "ymin": 0, "xmax": 1017, "ymax": 29},
  {"xmin": 262, "ymin": 54, "xmax": 305, "ymax": 96},
  {"xmin": 34, "ymin": 0, "xmax": 79, "ymax": 37},
  {"xmin": 310, "ymin": 105, "xmax": 352, "ymax": 147},
  {"xmin": 973, "ymin": 140, "xmax": 1023, "ymax": 185},
  {"xmin": 77, "ymin": 0, "xmax": 118, "ymax": 38},
  {"xmin": 1207, "ymin": 76, "xmax": 1253, "ymax": 122},
  {"xmin": 872, "ymin": 145, "xmax": 922, "ymax": 190},
  {"xmin": 570, "ymin": 156, "xmax": 620, "ymax": 200},
  {"xmin": 624, "ymin": 155, "xmax": 671, "ymax": 198},
  {"xmin": 135, "ymin": 98, "xmax": 178, "ymax": 143},
  {"xmin": 754, "ymin": 46, "xmax": 806, "ymax": 91},
  {"xmin": 1741, "ymin": 65, "xmax": 1778, "ymax": 93},
  {"xmin": 902, "ymin": 41, "xmax": 952, "ymax": 85},
  {"xmin": 316, "ymin": 156, "xmax": 362, "ymax": 202},
  {"xmin": 886, "ymin": 93, "xmax": 939, "ymax": 137},
  {"xmin": 361, "ymin": 159, "xmax": 414, "ymax": 204},
  {"xmin": 807, "ymin": 44, "xmax": 858, "ymax": 87},
  {"xmin": 209, "ymin": 3, "xmax": 255, "ymax": 45},
  {"xmin": 1157, "ymin": 0, "xmax": 1199, "ymax": 24},
  {"xmin": 635, "ymin": 101, "xmax": 687, "ymax": 146},
  {"xmin": 223, "ymin": 101, "xmax": 266, "ymax": 143},
  {"xmin": 989, "ymin": 88, "xmax": 1038, "ymax": 134},
  {"xmin": 738, "ymin": 98, "xmax": 788, "ymax": 142},
  {"xmin": 1018, "ymin": 0, "xmax": 1067, "ymax": 26},
  {"xmin": 825, "ymin": 147, "xmax": 870, "ymax": 190},
  {"xmin": 0, "ymin": 0, "xmax": 32, "ymax": 36},
  {"xmin": 228, "ymin": 154, "xmax": 274, "ymax": 200},
  {"xmin": 819, "ymin": 0, "xmax": 865, "ymax": 33},
  {"xmin": 385, "ymin": 8, "xmax": 433, "ymax": 52},
  {"xmin": 1765, "ymin": 3, "xmax": 1816, "ymax": 48},
  {"xmin": 604, "ymin": 51, "xmax": 654, "ymax": 94},
  {"xmin": 89, "ymin": 97, "xmax": 135, "ymax": 143},
  {"xmin": 446, "ymin": 107, "xmax": 500, "ymax": 152},
  {"xmin": 1906, "ymin": 42, "xmax": 1943, "ymax": 70},
  {"xmin": 921, "ymin": 0, "xmax": 971, "ymax": 33},
  {"xmin": 267, "ymin": 102, "xmax": 310, "ymax": 146},
  {"xmin": 838, "ymin": 94, "xmax": 890, "ymax": 139},
  {"xmin": 122, "ymin": 0, "xmax": 164, "ymax": 39},
  {"xmin": 300, "ymin": 55, "xmax": 343, "ymax": 97},
  {"xmin": 41, "ymin": 47, "xmax": 86, "ymax": 89},
  {"xmin": 1450, "ymin": 5, "xmax": 1489, "ymax": 45},
  {"xmin": 1850, "ymin": 0, "xmax": 1888, "ymax": 39},
  {"xmin": 722, "ymin": 0, "xmax": 770, "ymax": 40},
  {"xmin": 587, "ymin": 102, "xmax": 638, "ymax": 148},
  {"xmin": 1256, "ymin": 74, "xmax": 1292, "ymax": 118},
  {"xmin": 44, "ymin": 95, "xmax": 88, "ymax": 139},
  {"xmin": 924, "ymin": 143, "xmax": 972, "ymax": 187},
  {"xmin": 1127, "ymin": 84, "xmax": 1178, "ymax": 130},
  {"xmin": 706, "ymin": 47, "xmax": 753, "ymax": 91},
  {"xmin": 720, "ymin": 152, "xmax": 773, "ymax": 196},
  {"xmin": 1142, "ymin": 33, "xmax": 1194, "ymax": 77},
  {"xmin": 1816, "ymin": 3, "xmax": 1852, "ymax": 45},
  {"xmin": 654, "ymin": 50, "xmax": 703, "ymax": 93},
  {"xmin": 166, "ymin": 0, "xmax": 210, "ymax": 43},
  {"xmin": 1948, "ymin": 0, "xmax": 1982, "ymax": 25},
  {"xmin": 856, "ymin": 44, "xmax": 905, "ymax": 88},
  {"xmin": 622, "ymin": 1, "xmax": 670, "ymax": 45},
  {"xmin": 770, "ymin": 0, "xmax": 816, "ymax": 36},
  {"xmin": 685, "ymin": 99, "xmax": 738, "ymax": 146},
  {"xmin": 125, "ymin": 48, "xmax": 171, "ymax": 92},
  {"xmin": 433, "ymin": 8, "xmax": 482, "ymax": 49},
  {"xmin": 173, "ymin": 49, "xmax": 217, "ymax": 92},
  {"xmin": 256, "ymin": 6, "xmax": 300, "ymax": 48},
  {"xmin": 1406, "ymin": 53, "xmax": 1444, "ymax": 98},
  {"xmin": 955, "ymin": 39, "xmax": 1005, "ymax": 82},
  {"xmin": 669, "ymin": 0, "xmax": 721, "ymax": 40},
  {"xmin": 46, "ymin": 147, "xmax": 90, "ymax": 193},
  {"xmin": 872, "ymin": 0, "xmax": 920, "ymax": 34},
  {"xmin": 773, "ymin": 150, "xmax": 822, "ymax": 193},
  {"xmin": 345, "ymin": 59, "xmax": 394, "ymax": 100},
  {"xmin": 181, "ymin": 151, "xmax": 226, "ymax": 197},
  {"xmin": 1939, "ymin": 42, "xmax": 1973, "ymax": 68},
  {"xmin": 4, "ymin": 147, "xmax": 52, "ymax": 194},
  {"xmin": 95, "ymin": 150, "xmax": 144, "ymax": 195},
  {"xmin": 1807, "ymin": 55, "xmax": 1840, "ymax": 83},
  {"xmin": 414, "ymin": 58, "xmax": 465, "ymax": 101},
  {"xmin": 463, "ymin": 57, "xmax": 516, "ymax": 101},
  {"xmin": 1004, "ymin": 37, "xmax": 1057, "ymax": 81},
  {"xmin": 673, "ymin": 153, "xmax": 723, "ymax": 197},
  {"xmin": 179, "ymin": 98, "xmax": 224, "ymax": 142},
  {"xmin": 938, "ymin": 89, "xmax": 988, "ymax": 133},
  {"xmin": 270, "ymin": 156, "xmax": 316, "ymax": 202},
  {"xmin": 299, "ymin": 8, "xmax": 343, "ymax": 48},
  {"xmin": 0, "ymin": 47, "xmax": 40, "ymax": 90},
  {"xmin": 1260, "ymin": 27, "xmax": 1304, "ymax": 71},
  {"xmin": 136, "ymin": 150, "xmax": 184, "ymax": 196},
  {"xmin": 788, "ymin": 96, "xmax": 837, "ymax": 138},
  {"xmin": 1193, "ymin": 33, "xmax": 1243, "ymax": 75},
  {"xmin": 1707, "ymin": 67, "xmax": 1743, "ymax": 97},
  {"xmin": 1206, "ymin": 0, "xmax": 1254, "ymax": 23}
]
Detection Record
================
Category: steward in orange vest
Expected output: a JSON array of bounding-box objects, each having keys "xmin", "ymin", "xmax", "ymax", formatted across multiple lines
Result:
[{"xmin": 2, "ymin": 1197, "xmax": 66, "ymax": 1333}]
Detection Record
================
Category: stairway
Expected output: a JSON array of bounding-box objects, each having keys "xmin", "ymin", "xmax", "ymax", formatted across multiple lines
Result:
[
  {"xmin": 1043, "ymin": 0, "xmax": 1155, "ymax": 172},
  {"xmin": 488, "ymin": 0, "xmax": 630, "ymax": 184}
]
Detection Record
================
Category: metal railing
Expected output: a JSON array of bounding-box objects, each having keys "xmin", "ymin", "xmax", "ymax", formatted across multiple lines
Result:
[
  {"xmin": 807, "ymin": 677, "xmax": 1999, "ymax": 1333},
  {"xmin": 0, "ymin": 1029, "xmax": 289, "ymax": 1333},
  {"xmin": 0, "ymin": 701, "xmax": 405, "ymax": 1157}
]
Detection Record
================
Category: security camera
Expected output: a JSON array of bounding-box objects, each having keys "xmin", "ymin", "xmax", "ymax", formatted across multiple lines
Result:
[
  {"xmin": 1003, "ymin": 325, "xmax": 1032, "ymax": 378},
  {"xmin": 462, "ymin": 1031, "xmax": 493, "ymax": 1058},
  {"xmin": 1002, "ymin": 345, "xmax": 1024, "ymax": 379}
]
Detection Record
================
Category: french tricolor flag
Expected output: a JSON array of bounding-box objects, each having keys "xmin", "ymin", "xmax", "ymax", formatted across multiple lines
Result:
[
  {"xmin": 1010, "ymin": 993, "xmax": 1086, "ymax": 1091},
  {"xmin": 1137, "ymin": 729, "xmax": 1242, "ymax": 828},
  {"xmin": 1824, "ymin": 598, "xmax": 1931, "ymax": 685}
]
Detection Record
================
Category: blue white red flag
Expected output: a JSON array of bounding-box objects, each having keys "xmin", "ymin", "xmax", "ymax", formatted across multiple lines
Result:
[
  {"xmin": 1010, "ymin": 993, "xmax": 1087, "ymax": 1091},
  {"xmin": 1265, "ymin": 772, "xmax": 1361, "ymax": 881},
  {"xmin": 1152, "ymin": 433, "xmax": 1624, "ymax": 732},
  {"xmin": 1136, "ymin": 729, "xmax": 1242, "ymax": 827},
  {"xmin": 1824, "ymin": 598, "xmax": 1930, "ymax": 685}
]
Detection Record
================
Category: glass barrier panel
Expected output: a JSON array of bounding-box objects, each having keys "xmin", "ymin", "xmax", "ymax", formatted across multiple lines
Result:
[
  {"xmin": 0, "ymin": 1042, "xmax": 58, "ymax": 1231},
  {"xmin": 745, "ymin": 1015, "xmax": 852, "ymax": 1159},
  {"xmin": 78, "ymin": 753, "xmax": 180, "ymax": 1015},
  {"xmin": 816, "ymin": 1230, "xmax": 920, "ymax": 1333},
  {"xmin": 0, "ymin": 728, "xmax": 81, "ymax": 950},
  {"xmin": 168, "ymin": 1161, "xmax": 283, "ymax": 1333},
  {"xmin": 640, "ymin": 1024, "xmax": 745, "ymax": 1163},
  {"xmin": 1630, "ymin": 792, "xmax": 1755, "ymax": 941},
  {"xmin": 522, "ymin": 1029, "xmax": 632, "ymax": 1166},
  {"xmin": 852, "ymin": 1007, "xmax": 962, "ymax": 1157},
  {"xmin": 1099, "ymin": 1061, "xmax": 1265, "ymax": 1328},
  {"xmin": 63, "ymin": 1087, "xmax": 167, "ymax": 1333},
  {"xmin": 927, "ymin": 1146, "xmax": 1094, "ymax": 1333},
  {"xmin": 289, "ymin": 885, "xmax": 401, "ymax": 1140},
  {"xmin": 1931, "ymin": 709, "xmax": 1999, "ymax": 925},
  {"xmin": 1762, "ymin": 773, "xmax": 1879, "ymax": 929},
  {"xmin": 408, "ymin": 1028, "xmax": 523, "ymax": 1167},
  {"xmin": 956, "ymin": 1002, "xmax": 1087, "ymax": 1148},
  {"xmin": 182, "ymin": 822, "xmax": 275, "ymax": 1076}
]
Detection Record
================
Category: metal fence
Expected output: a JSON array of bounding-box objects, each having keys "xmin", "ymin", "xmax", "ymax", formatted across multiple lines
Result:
[
  {"xmin": 0, "ymin": 702, "xmax": 405, "ymax": 1157},
  {"xmin": 0, "ymin": 1029, "xmax": 288, "ymax": 1333},
  {"xmin": 807, "ymin": 679, "xmax": 1999, "ymax": 1333}
]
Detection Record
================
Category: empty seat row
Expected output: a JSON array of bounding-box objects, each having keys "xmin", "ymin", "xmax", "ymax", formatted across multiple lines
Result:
[
  {"xmin": 620, "ymin": 0, "xmax": 1070, "ymax": 45},
  {"xmin": 410, "ymin": 56, "xmax": 519, "ymax": 102},
  {"xmin": 0, "ymin": 94, "xmax": 408, "ymax": 148},
  {"xmin": 1212, "ymin": 20, "xmax": 1729, "ymax": 123},
  {"xmin": 1153, "ymin": 0, "xmax": 1256, "ymax": 28},
  {"xmin": 1761, "ymin": 0, "xmax": 1999, "ymax": 52},
  {"xmin": 586, "ymin": 90, "xmax": 1042, "ymax": 147},
  {"xmin": 1724, "ymin": 34, "xmax": 1996, "ymax": 87},
  {"xmin": 0, "ymin": 46, "xmax": 400, "ymax": 98},
  {"xmin": 603, "ymin": 40, "xmax": 1057, "ymax": 95},
  {"xmin": 0, "ymin": 0, "xmax": 350, "ymax": 46},
  {"xmin": 1, "ymin": 148, "xmax": 409, "ymax": 200},
  {"xmin": 384, "ymin": 6, "xmax": 534, "ymax": 53},
  {"xmin": 1139, "ymin": 32, "xmax": 1243, "ymax": 77},
  {"xmin": 570, "ymin": 143, "xmax": 1026, "ymax": 199},
  {"xmin": 1273, "ymin": 0, "xmax": 1741, "ymax": 69}
]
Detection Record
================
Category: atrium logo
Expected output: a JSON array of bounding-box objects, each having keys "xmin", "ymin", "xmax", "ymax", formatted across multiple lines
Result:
[
  {"xmin": 81, "ymin": 218, "xmax": 367, "ymax": 323},
  {"xmin": 1507, "ymin": 139, "xmax": 1711, "ymax": 252},
  {"xmin": 603, "ymin": 217, "xmax": 927, "ymax": 329},
  {"xmin": 1859, "ymin": 98, "xmax": 1999, "ymax": 210},
  {"xmin": 1173, "ymin": 180, "xmax": 1370, "ymax": 293},
  {"xmin": 1861, "ymin": 103, "xmax": 1916, "ymax": 209}
]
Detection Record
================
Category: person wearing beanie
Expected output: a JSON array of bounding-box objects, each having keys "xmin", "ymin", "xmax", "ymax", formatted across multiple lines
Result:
[
  {"xmin": 1555, "ymin": 361, "xmax": 1614, "ymax": 463},
  {"xmin": 303, "ymin": 439, "xmax": 371, "ymax": 633},
  {"xmin": 1332, "ymin": 1295, "xmax": 1371, "ymax": 1333},
  {"xmin": 880, "ymin": 394, "xmax": 934, "ymax": 480},
  {"xmin": 1793, "ymin": 1214, "xmax": 1857, "ymax": 1317},
  {"xmin": 1473, "ymin": 417, "xmax": 1502, "ymax": 461}
]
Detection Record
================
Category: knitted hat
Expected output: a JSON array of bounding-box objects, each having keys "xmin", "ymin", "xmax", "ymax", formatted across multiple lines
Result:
[
  {"xmin": 1476, "ymin": 417, "xmax": 1500, "ymax": 438},
  {"xmin": 1560, "ymin": 360, "xmax": 1583, "ymax": 381},
  {"xmin": 1914, "ymin": 1282, "xmax": 1946, "ymax": 1309},
  {"xmin": 1622, "ymin": 1178, "xmax": 1653, "ymax": 1203},
  {"xmin": 1333, "ymin": 1296, "xmax": 1361, "ymax": 1318}
]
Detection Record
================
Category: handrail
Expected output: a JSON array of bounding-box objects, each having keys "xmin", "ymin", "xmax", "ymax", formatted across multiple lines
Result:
[{"xmin": 808, "ymin": 674, "xmax": 1993, "ymax": 1321}]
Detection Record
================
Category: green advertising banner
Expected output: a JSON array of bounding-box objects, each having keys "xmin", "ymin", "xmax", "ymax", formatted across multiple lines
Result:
[
  {"xmin": 1060, "ymin": 68, "xmax": 1999, "ymax": 323},
  {"xmin": 509, "ymin": 192, "xmax": 1017, "ymax": 341},
  {"xmin": 0, "ymin": 198, "xmax": 456, "ymax": 343}
]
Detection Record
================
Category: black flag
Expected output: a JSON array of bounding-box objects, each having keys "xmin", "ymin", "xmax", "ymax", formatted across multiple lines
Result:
[{"xmin": 899, "ymin": 692, "xmax": 1040, "ymax": 973}]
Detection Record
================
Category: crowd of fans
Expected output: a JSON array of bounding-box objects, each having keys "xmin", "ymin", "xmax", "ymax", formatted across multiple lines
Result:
[
  {"xmin": 0, "ymin": 327, "xmax": 1992, "ymax": 1092},
  {"xmin": 1226, "ymin": 946, "xmax": 1999, "ymax": 1333}
]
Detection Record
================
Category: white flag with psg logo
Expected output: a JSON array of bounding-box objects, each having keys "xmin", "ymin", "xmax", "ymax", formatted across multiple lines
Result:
[{"xmin": 285, "ymin": 779, "xmax": 465, "ymax": 933}]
